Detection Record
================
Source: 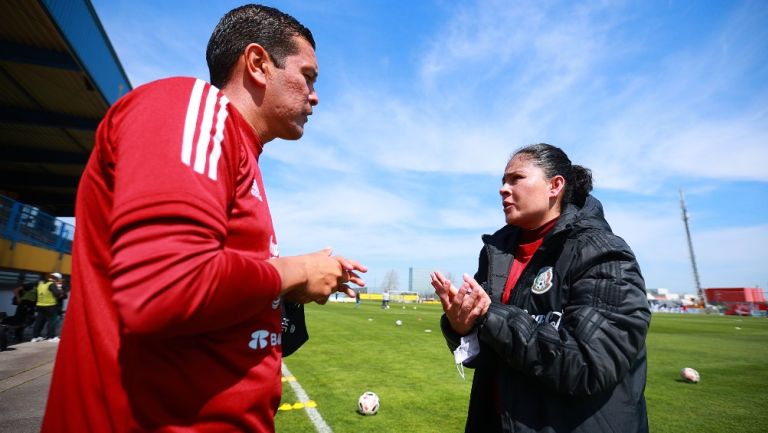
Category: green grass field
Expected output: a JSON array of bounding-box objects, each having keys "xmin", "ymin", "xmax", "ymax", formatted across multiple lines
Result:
[{"xmin": 276, "ymin": 302, "xmax": 768, "ymax": 433}]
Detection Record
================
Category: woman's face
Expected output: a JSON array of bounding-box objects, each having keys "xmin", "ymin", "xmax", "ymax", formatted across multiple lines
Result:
[{"xmin": 499, "ymin": 156, "xmax": 561, "ymax": 229}]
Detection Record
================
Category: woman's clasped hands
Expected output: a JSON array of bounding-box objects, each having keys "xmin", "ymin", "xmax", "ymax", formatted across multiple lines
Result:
[{"xmin": 431, "ymin": 271, "xmax": 491, "ymax": 336}]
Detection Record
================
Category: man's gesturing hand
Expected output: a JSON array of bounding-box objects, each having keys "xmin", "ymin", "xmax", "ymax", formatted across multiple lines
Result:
[{"xmin": 270, "ymin": 248, "xmax": 367, "ymax": 304}]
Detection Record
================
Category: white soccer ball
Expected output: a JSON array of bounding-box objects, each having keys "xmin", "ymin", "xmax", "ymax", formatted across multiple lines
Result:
[
  {"xmin": 358, "ymin": 391, "xmax": 380, "ymax": 415},
  {"xmin": 680, "ymin": 367, "xmax": 700, "ymax": 384},
  {"xmin": 395, "ymin": 320, "xmax": 402, "ymax": 326}
]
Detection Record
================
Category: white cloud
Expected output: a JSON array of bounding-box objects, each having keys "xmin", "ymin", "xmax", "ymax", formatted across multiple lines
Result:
[
  {"xmin": 269, "ymin": 182, "xmax": 417, "ymax": 231},
  {"xmin": 98, "ymin": 2, "xmax": 211, "ymax": 86},
  {"xmin": 657, "ymin": 115, "xmax": 768, "ymax": 181},
  {"xmin": 293, "ymin": 0, "xmax": 768, "ymax": 193},
  {"xmin": 436, "ymin": 207, "xmax": 501, "ymax": 231},
  {"xmin": 266, "ymin": 174, "xmax": 500, "ymax": 288},
  {"xmin": 91, "ymin": 0, "xmax": 767, "ymax": 294},
  {"xmin": 265, "ymin": 0, "xmax": 768, "ymax": 292},
  {"xmin": 695, "ymin": 224, "xmax": 768, "ymax": 288},
  {"xmin": 600, "ymin": 197, "xmax": 768, "ymax": 291}
]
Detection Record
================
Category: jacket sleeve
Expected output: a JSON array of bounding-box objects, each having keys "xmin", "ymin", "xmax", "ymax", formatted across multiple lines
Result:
[
  {"xmin": 440, "ymin": 314, "xmax": 462, "ymax": 352},
  {"xmin": 478, "ymin": 231, "xmax": 651, "ymax": 396},
  {"xmin": 104, "ymin": 80, "xmax": 282, "ymax": 338}
]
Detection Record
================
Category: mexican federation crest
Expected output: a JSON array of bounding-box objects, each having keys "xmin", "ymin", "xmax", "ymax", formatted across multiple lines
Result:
[{"xmin": 531, "ymin": 266, "xmax": 554, "ymax": 295}]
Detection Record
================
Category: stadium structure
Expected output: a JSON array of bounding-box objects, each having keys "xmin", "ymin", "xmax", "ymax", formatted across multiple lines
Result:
[{"xmin": 0, "ymin": 0, "xmax": 131, "ymax": 315}]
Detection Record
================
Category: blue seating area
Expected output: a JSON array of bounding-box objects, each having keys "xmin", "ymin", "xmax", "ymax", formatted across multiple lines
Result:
[{"xmin": 0, "ymin": 195, "xmax": 73, "ymax": 255}]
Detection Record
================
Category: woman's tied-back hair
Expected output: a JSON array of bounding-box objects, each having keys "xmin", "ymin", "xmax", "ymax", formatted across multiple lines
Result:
[
  {"xmin": 206, "ymin": 4, "xmax": 316, "ymax": 88},
  {"xmin": 511, "ymin": 143, "xmax": 593, "ymax": 207}
]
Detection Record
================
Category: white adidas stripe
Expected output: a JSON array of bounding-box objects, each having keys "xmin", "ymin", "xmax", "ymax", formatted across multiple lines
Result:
[
  {"xmin": 193, "ymin": 87, "xmax": 218, "ymax": 175},
  {"xmin": 208, "ymin": 95, "xmax": 229, "ymax": 181},
  {"xmin": 181, "ymin": 79, "xmax": 205, "ymax": 166},
  {"xmin": 181, "ymin": 79, "xmax": 229, "ymax": 181}
]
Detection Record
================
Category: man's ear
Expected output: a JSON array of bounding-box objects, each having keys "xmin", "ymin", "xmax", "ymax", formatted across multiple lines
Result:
[
  {"xmin": 243, "ymin": 43, "xmax": 270, "ymax": 87},
  {"xmin": 549, "ymin": 175, "xmax": 565, "ymax": 198}
]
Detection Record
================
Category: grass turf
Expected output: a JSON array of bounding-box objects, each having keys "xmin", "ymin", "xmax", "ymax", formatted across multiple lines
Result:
[{"xmin": 276, "ymin": 302, "xmax": 768, "ymax": 432}]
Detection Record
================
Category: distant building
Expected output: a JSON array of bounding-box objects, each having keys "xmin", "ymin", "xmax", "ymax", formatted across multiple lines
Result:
[
  {"xmin": 681, "ymin": 294, "xmax": 701, "ymax": 306},
  {"xmin": 647, "ymin": 288, "xmax": 701, "ymax": 311},
  {"xmin": 704, "ymin": 287, "xmax": 765, "ymax": 304},
  {"xmin": 704, "ymin": 287, "xmax": 766, "ymax": 316},
  {"xmin": 647, "ymin": 288, "xmax": 682, "ymax": 302}
]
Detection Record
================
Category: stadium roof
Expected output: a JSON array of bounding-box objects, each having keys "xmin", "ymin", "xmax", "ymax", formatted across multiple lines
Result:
[{"xmin": 0, "ymin": 0, "xmax": 131, "ymax": 216}]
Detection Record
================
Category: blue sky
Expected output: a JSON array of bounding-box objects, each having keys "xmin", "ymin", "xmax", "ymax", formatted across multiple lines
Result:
[{"xmin": 90, "ymin": 0, "xmax": 768, "ymax": 294}]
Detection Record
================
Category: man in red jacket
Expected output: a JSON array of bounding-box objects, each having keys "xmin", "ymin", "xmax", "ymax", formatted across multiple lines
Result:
[{"xmin": 42, "ymin": 5, "xmax": 366, "ymax": 432}]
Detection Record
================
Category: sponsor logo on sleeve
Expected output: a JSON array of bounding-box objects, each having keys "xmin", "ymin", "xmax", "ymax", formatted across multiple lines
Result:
[{"xmin": 249, "ymin": 329, "xmax": 281, "ymax": 350}]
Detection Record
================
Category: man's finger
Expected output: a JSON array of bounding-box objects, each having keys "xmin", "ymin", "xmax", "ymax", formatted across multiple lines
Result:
[
  {"xmin": 316, "ymin": 247, "xmax": 333, "ymax": 256},
  {"xmin": 334, "ymin": 256, "xmax": 368, "ymax": 273}
]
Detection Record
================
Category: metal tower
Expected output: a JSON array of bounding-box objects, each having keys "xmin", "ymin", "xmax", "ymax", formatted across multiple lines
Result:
[{"xmin": 679, "ymin": 189, "xmax": 706, "ymax": 305}]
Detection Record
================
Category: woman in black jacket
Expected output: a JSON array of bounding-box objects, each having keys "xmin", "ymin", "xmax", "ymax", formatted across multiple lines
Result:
[{"xmin": 432, "ymin": 143, "xmax": 650, "ymax": 433}]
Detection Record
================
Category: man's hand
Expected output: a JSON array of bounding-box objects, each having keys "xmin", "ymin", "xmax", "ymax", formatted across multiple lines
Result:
[
  {"xmin": 269, "ymin": 248, "xmax": 367, "ymax": 304},
  {"xmin": 333, "ymin": 253, "xmax": 367, "ymax": 298}
]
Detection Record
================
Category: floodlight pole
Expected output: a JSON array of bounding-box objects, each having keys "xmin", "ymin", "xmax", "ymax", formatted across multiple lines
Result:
[{"xmin": 679, "ymin": 189, "xmax": 707, "ymax": 307}]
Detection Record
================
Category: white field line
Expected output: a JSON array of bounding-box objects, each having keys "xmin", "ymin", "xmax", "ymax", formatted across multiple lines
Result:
[{"xmin": 281, "ymin": 362, "xmax": 333, "ymax": 433}]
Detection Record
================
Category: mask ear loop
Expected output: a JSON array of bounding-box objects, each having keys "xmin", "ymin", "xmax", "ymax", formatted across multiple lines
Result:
[
  {"xmin": 453, "ymin": 334, "xmax": 477, "ymax": 380},
  {"xmin": 455, "ymin": 362, "xmax": 466, "ymax": 380}
]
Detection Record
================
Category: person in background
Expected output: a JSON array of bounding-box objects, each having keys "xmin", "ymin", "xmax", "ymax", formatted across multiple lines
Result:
[
  {"xmin": 53, "ymin": 275, "xmax": 68, "ymax": 318},
  {"xmin": 42, "ymin": 4, "xmax": 366, "ymax": 433},
  {"xmin": 10, "ymin": 275, "xmax": 40, "ymax": 342},
  {"xmin": 432, "ymin": 143, "xmax": 650, "ymax": 433},
  {"xmin": 30, "ymin": 272, "xmax": 63, "ymax": 343},
  {"xmin": 355, "ymin": 289, "xmax": 361, "ymax": 308}
]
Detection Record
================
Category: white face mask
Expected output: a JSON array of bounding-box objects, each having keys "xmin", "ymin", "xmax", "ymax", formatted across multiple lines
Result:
[{"xmin": 453, "ymin": 332, "xmax": 480, "ymax": 380}]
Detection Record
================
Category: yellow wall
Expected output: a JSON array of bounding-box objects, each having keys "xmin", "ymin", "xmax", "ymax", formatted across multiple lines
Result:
[
  {"xmin": 360, "ymin": 293, "xmax": 421, "ymax": 302},
  {"xmin": 0, "ymin": 238, "xmax": 71, "ymax": 275}
]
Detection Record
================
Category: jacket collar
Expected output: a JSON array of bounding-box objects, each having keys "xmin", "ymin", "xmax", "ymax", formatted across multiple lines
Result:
[{"xmin": 482, "ymin": 195, "xmax": 612, "ymax": 249}]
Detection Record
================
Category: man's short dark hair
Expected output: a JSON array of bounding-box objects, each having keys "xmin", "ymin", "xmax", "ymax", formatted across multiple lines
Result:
[{"xmin": 206, "ymin": 4, "xmax": 315, "ymax": 88}]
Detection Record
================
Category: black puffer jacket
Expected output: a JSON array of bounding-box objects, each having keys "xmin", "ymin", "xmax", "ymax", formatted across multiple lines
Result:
[{"xmin": 442, "ymin": 196, "xmax": 650, "ymax": 433}]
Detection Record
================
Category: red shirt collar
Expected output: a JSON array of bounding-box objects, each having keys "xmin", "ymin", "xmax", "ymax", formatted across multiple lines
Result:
[{"xmin": 519, "ymin": 216, "xmax": 559, "ymax": 244}]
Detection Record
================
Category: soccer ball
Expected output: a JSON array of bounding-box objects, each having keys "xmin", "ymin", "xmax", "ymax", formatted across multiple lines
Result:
[
  {"xmin": 357, "ymin": 391, "xmax": 380, "ymax": 415},
  {"xmin": 395, "ymin": 320, "xmax": 402, "ymax": 326},
  {"xmin": 680, "ymin": 367, "xmax": 700, "ymax": 384}
]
